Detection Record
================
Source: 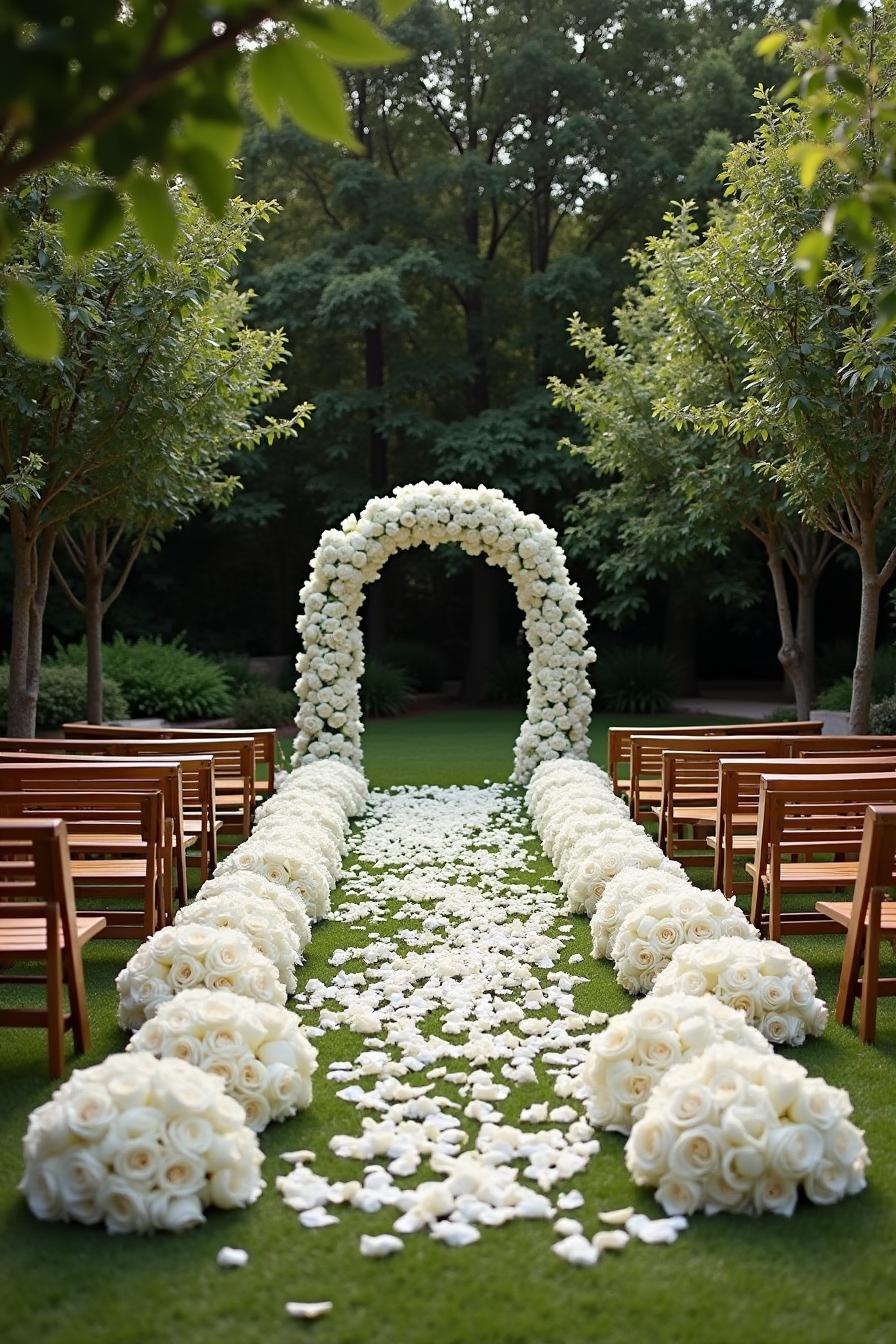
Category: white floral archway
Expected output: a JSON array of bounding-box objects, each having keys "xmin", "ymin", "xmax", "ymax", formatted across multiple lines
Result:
[{"xmin": 292, "ymin": 481, "xmax": 596, "ymax": 783}]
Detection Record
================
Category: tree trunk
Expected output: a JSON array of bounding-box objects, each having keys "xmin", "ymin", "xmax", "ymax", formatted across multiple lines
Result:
[
  {"xmin": 765, "ymin": 539, "xmax": 813, "ymax": 720},
  {"xmin": 7, "ymin": 510, "xmax": 39, "ymax": 736},
  {"xmin": 849, "ymin": 530, "xmax": 882, "ymax": 735},
  {"xmin": 464, "ymin": 561, "xmax": 501, "ymax": 704},
  {"xmin": 85, "ymin": 566, "xmax": 105, "ymax": 723},
  {"xmin": 662, "ymin": 582, "xmax": 697, "ymax": 696}
]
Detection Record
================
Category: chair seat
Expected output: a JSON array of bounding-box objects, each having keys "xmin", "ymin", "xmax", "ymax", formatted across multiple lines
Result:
[
  {"xmin": 0, "ymin": 914, "xmax": 106, "ymax": 955},
  {"xmin": 815, "ymin": 899, "xmax": 896, "ymax": 930},
  {"xmin": 70, "ymin": 859, "xmax": 148, "ymax": 880},
  {"xmin": 747, "ymin": 860, "xmax": 859, "ymax": 888}
]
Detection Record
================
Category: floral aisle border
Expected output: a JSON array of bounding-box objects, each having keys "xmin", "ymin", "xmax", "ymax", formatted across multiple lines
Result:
[
  {"xmin": 20, "ymin": 760, "xmax": 367, "ymax": 1236},
  {"xmin": 526, "ymin": 759, "xmax": 869, "ymax": 1218},
  {"xmin": 292, "ymin": 481, "xmax": 596, "ymax": 783}
]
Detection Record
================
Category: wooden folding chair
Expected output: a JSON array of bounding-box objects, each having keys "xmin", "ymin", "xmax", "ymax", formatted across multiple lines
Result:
[
  {"xmin": 63, "ymin": 724, "xmax": 256, "ymax": 836},
  {"xmin": 655, "ymin": 743, "xmax": 789, "ymax": 864},
  {"xmin": 712, "ymin": 754, "xmax": 896, "ymax": 895},
  {"xmin": 817, "ymin": 804, "xmax": 896, "ymax": 1043},
  {"xmin": 0, "ymin": 739, "xmax": 218, "ymax": 881},
  {"xmin": 748, "ymin": 773, "xmax": 896, "ymax": 940},
  {"xmin": 0, "ymin": 787, "xmax": 170, "ymax": 938},
  {"xmin": 607, "ymin": 720, "xmax": 822, "ymax": 796},
  {"xmin": 0, "ymin": 817, "xmax": 106, "ymax": 1076}
]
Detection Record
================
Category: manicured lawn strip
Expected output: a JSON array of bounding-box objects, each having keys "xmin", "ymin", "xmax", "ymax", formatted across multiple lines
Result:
[{"xmin": 0, "ymin": 709, "xmax": 893, "ymax": 1344}]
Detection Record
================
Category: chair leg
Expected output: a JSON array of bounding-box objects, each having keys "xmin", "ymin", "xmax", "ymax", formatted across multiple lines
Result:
[
  {"xmin": 859, "ymin": 891, "xmax": 882, "ymax": 1044},
  {"xmin": 768, "ymin": 870, "xmax": 781, "ymax": 942},
  {"xmin": 836, "ymin": 884, "xmax": 872, "ymax": 1028},
  {"xmin": 65, "ymin": 942, "xmax": 91, "ymax": 1054},
  {"xmin": 46, "ymin": 909, "xmax": 64, "ymax": 1079}
]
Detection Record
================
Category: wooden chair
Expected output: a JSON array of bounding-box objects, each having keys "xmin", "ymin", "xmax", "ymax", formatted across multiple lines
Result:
[
  {"xmin": 0, "ymin": 787, "xmax": 169, "ymax": 938},
  {"xmin": 0, "ymin": 817, "xmax": 106, "ymax": 1076},
  {"xmin": 0, "ymin": 739, "xmax": 218, "ymax": 880},
  {"xmin": 655, "ymin": 743, "xmax": 786, "ymax": 865},
  {"xmin": 607, "ymin": 720, "xmax": 822, "ymax": 794},
  {"xmin": 627, "ymin": 732, "xmax": 820, "ymax": 827},
  {"xmin": 712, "ymin": 754, "xmax": 896, "ymax": 895},
  {"xmin": 817, "ymin": 804, "xmax": 896, "ymax": 1043},
  {"xmin": 62, "ymin": 724, "xmax": 256, "ymax": 835},
  {"xmin": 748, "ymin": 773, "xmax": 896, "ymax": 940}
]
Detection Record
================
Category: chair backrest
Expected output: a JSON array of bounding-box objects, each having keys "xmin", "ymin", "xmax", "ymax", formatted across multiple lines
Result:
[
  {"xmin": 63, "ymin": 722, "xmax": 268, "ymax": 791},
  {"xmin": 0, "ymin": 817, "xmax": 80, "ymax": 960},
  {"xmin": 793, "ymin": 735, "xmax": 896, "ymax": 755},
  {"xmin": 607, "ymin": 720, "xmax": 822, "ymax": 789},
  {"xmin": 628, "ymin": 733, "xmax": 822, "ymax": 821},
  {"xmin": 754, "ymin": 773, "xmax": 896, "ymax": 877},
  {"xmin": 0, "ymin": 788, "xmax": 162, "ymax": 846},
  {"xmin": 856, "ymin": 804, "xmax": 896, "ymax": 890}
]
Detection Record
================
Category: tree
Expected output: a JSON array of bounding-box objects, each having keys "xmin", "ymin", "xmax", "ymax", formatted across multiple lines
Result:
[
  {"xmin": 673, "ymin": 100, "xmax": 896, "ymax": 732},
  {"xmin": 0, "ymin": 1, "xmax": 412, "ymax": 358},
  {"xmin": 760, "ymin": 3, "xmax": 896, "ymax": 329},
  {"xmin": 553, "ymin": 205, "xmax": 836, "ymax": 717},
  {"xmin": 1, "ymin": 175, "xmax": 307, "ymax": 735}
]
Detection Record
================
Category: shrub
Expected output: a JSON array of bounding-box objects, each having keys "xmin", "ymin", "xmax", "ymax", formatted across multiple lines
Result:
[
  {"xmin": 593, "ymin": 645, "xmax": 677, "ymax": 714},
  {"xmin": 485, "ymin": 645, "xmax": 529, "ymax": 705},
  {"xmin": 50, "ymin": 634, "xmax": 232, "ymax": 721},
  {"xmin": 379, "ymin": 640, "xmax": 445, "ymax": 692},
  {"xmin": 232, "ymin": 682, "xmax": 295, "ymax": 728},
  {"xmin": 765, "ymin": 706, "xmax": 801, "ymax": 722},
  {"xmin": 0, "ymin": 664, "xmax": 129, "ymax": 729},
  {"xmin": 816, "ymin": 645, "xmax": 896, "ymax": 711},
  {"xmin": 869, "ymin": 696, "xmax": 896, "ymax": 735},
  {"xmin": 816, "ymin": 676, "xmax": 852, "ymax": 711},
  {"xmin": 360, "ymin": 659, "xmax": 411, "ymax": 717}
]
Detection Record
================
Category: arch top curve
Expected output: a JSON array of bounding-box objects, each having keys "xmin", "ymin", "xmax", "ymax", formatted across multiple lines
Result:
[{"xmin": 292, "ymin": 481, "xmax": 596, "ymax": 784}]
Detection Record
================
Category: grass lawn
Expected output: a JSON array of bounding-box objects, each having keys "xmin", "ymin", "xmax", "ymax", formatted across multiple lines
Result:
[{"xmin": 1, "ymin": 708, "xmax": 894, "ymax": 1344}]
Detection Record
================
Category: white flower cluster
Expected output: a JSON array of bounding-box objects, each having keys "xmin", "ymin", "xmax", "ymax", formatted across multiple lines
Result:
[
  {"xmin": 292, "ymin": 482, "xmax": 596, "ymax": 783},
  {"xmin": 128, "ymin": 989, "xmax": 318, "ymax": 1132},
  {"xmin": 19, "ymin": 1054, "xmax": 265, "ymax": 1233},
  {"xmin": 215, "ymin": 760, "xmax": 367, "ymax": 921},
  {"xmin": 527, "ymin": 759, "xmax": 687, "ymax": 917},
  {"xmin": 194, "ymin": 872, "xmax": 311, "ymax": 950},
  {"xmin": 611, "ymin": 888, "xmax": 757, "ymax": 996},
  {"xmin": 174, "ymin": 890, "xmax": 303, "ymax": 994},
  {"xmin": 625, "ymin": 1044, "xmax": 869, "ymax": 1216},
  {"xmin": 115, "ymin": 925, "xmax": 287, "ymax": 1031},
  {"xmin": 580, "ymin": 994, "xmax": 770, "ymax": 1134},
  {"xmin": 652, "ymin": 938, "xmax": 828, "ymax": 1046},
  {"xmin": 590, "ymin": 869, "xmax": 694, "ymax": 959}
]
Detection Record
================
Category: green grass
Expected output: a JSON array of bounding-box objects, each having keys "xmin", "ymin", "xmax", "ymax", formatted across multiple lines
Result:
[{"xmin": 2, "ymin": 708, "xmax": 894, "ymax": 1344}]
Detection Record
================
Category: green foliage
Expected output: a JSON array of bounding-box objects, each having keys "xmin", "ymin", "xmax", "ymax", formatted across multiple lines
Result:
[
  {"xmin": 816, "ymin": 646, "xmax": 896, "ymax": 709},
  {"xmin": 0, "ymin": 664, "xmax": 128, "ymax": 730},
  {"xmin": 592, "ymin": 645, "xmax": 677, "ymax": 714},
  {"xmin": 231, "ymin": 682, "xmax": 296, "ymax": 729},
  {"xmin": 760, "ymin": 4, "xmax": 896, "ymax": 327},
  {"xmin": 764, "ymin": 705, "xmax": 802, "ymax": 722},
  {"xmin": 50, "ymin": 635, "xmax": 232, "ymax": 722},
  {"xmin": 869, "ymin": 694, "xmax": 896, "ymax": 735},
  {"xmin": 360, "ymin": 658, "xmax": 412, "ymax": 717},
  {"xmin": 0, "ymin": 3, "xmax": 413, "ymax": 357},
  {"xmin": 379, "ymin": 640, "xmax": 445, "ymax": 693},
  {"xmin": 484, "ymin": 646, "xmax": 529, "ymax": 706}
]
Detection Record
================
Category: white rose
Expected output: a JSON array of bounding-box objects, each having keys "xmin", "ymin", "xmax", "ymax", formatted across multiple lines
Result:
[
  {"xmin": 753, "ymin": 1173, "xmax": 798, "ymax": 1217},
  {"xmin": 767, "ymin": 1123, "xmax": 824, "ymax": 1180},
  {"xmin": 99, "ymin": 1175, "xmax": 152, "ymax": 1235}
]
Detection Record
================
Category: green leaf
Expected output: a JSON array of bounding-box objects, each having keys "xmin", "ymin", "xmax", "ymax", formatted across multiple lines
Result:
[
  {"xmin": 57, "ymin": 184, "xmax": 124, "ymax": 256},
  {"xmin": 250, "ymin": 44, "xmax": 284, "ymax": 127},
  {"xmin": 793, "ymin": 229, "xmax": 831, "ymax": 287},
  {"xmin": 788, "ymin": 143, "xmax": 832, "ymax": 189},
  {"xmin": 380, "ymin": 0, "xmax": 416, "ymax": 18},
  {"xmin": 176, "ymin": 146, "xmax": 233, "ymax": 217},
  {"xmin": 4, "ymin": 277, "xmax": 62, "ymax": 361},
  {"xmin": 754, "ymin": 32, "xmax": 789, "ymax": 60},
  {"xmin": 873, "ymin": 285, "xmax": 896, "ymax": 340},
  {"xmin": 127, "ymin": 175, "xmax": 178, "ymax": 257},
  {"xmin": 254, "ymin": 37, "xmax": 360, "ymax": 149},
  {"xmin": 300, "ymin": 9, "xmax": 409, "ymax": 67}
]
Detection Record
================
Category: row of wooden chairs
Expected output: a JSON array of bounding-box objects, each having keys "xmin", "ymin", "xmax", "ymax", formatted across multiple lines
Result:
[
  {"xmin": 607, "ymin": 721, "xmax": 896, "ymax": 1042},
  {"xmin": 0, "ymin": 722, "xmax": 282, "ymax": 1075}
]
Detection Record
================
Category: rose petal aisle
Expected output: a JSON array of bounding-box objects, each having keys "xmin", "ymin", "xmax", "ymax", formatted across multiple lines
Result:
[{"xmin": 277, "ymin": 783, "xmax": 688, "ymax": 1260}]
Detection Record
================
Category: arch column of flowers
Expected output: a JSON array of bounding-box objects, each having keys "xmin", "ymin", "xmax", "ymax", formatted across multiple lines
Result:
[{"xmin": 293, "ymin": 481, "xmax": 596, "ymax": 783}]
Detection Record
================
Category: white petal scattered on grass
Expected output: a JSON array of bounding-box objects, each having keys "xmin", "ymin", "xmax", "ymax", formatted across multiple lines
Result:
[
  {"xmin": 285, "ymin": 1302, "xmax": 333, "ymax": 1320},
  {"xmin": 216, "ymin": 1246, "xmax": 249, "ymax": 1268},
  {"xmin": 429, "ymin": 1221, "xmax": 481, "ymax": 1247},
  {"xmin": 281, "ymin": 1150, "xmax": 317, "ymax": 1165},
  {"xmin": 298, "ymin": 1207, "xmax": 339, "ymax": 1229},
  {"xmin": 625, "ymin": 1213, "xmax": 687, "ymax": 1245},
  {"xmin": 592, "ymin": 1230, "xmax": 629, "ymax": 1251},
  {"xmin": 598, "ymin": 1206, "xmax": 634, "ymax": 1225},
  {"xmin": 553, "ymin": 1218, "xmax": 584, "ymax": 1237},
  {"xmin": 360, "ymin": 1234, "xmax": 404, "ymax": 1258},
  {"xmin": 552, "ymin": 1234, "xmax": 599, "ymax": 1267},
  {"xmin": 557, "ymin": 1190, "xmax": 584, "ymax": 1210}
]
